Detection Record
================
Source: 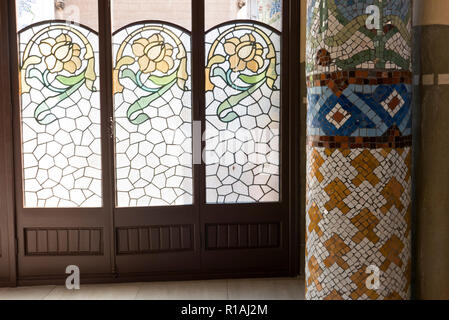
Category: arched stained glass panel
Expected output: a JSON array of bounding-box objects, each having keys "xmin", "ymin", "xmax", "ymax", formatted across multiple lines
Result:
[
  {"xmin": 18, "ymin": 22, "xmax": 102, "ymax": 208},
  {"xmin": 112, "ymin": 23, "xmax": 193, "ymax": 207},
  {"xmin": 205, "ymin": 23, "xmax": 281, "ymax": 204}
]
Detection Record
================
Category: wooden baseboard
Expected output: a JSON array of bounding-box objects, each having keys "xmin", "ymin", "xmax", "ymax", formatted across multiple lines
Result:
[
  {"xmin": 13, "ymin": 269, "xmax": 293, "ymax": 287},
  {"xmin": 0, "ymin": 280, "xmax": 16, "ymax": 287}
]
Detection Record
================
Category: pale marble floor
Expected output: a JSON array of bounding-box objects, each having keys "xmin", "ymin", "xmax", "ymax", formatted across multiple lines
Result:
[{"xmin": 0, "ymin": 277, "xmax": 305, "ymax": 300}]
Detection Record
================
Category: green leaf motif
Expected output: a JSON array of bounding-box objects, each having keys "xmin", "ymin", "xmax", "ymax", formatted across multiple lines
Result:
[
  {"xmin": 148, "ymin": 71, "xmax": 177, "ymax": 86},
  {"xmin": 225, "ymin": 69, "xmax": 252, "ymax": 91},
  {"xmin": 211, "ymin": 67, "xmax": 266, "ymax": 92},
  {"xmin": 34, "ymin": 80, "xmax": 85, "ymax": 125},
  {"xmin": 56, "ymin": 72, "xmax": 86, "ymax": 86},
  {"xmin": 239, "ymin": 71, "xmax": 267, "ymax": 85},
  {"xmin": 127, "ymin": 79, "xmax": 176, "ymax": 125},
  {"xmin": 32, "ymin": 69, "xmax": 87, "ymax": 125},
  {"xmin": 121, "ymin": 68, "xmax": 139, "ymax": 86},
  {"xmin": 212, "ymin": 67, "xmax": 227, "ymax": 83},
  {"xmin": 217, "ymin": 79, "xmax": 266, "ymax": 123}
]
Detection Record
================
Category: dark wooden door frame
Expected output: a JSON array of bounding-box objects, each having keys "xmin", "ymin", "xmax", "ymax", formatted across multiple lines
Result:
[
  {"xmin": 0, "ymin": 0, "xmax": 18, "ymax": 287},
  {"xmin": 288, "ymin": 0, "xmax": 301, "ymax": 277},
  {"xmin": 0, "ymin": 0, "xmax": 301, "ymax": 286}
]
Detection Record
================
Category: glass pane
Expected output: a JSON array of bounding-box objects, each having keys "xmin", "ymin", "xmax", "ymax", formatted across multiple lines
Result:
[
  {"xmin": 17, "ymin": 13, "xmax": 102, "ymax": 207},
  {"xmin": 16, "ymin": 0, "xmax": 98, "ymax": 32},
  {"xmin": 112, "ymin": 2, "xmax": 193, "ymax": 207},
  {"xmin": 111, "ymin": 0, "xmax": 191, "ymax": 32},
  {"xmin": 205, "ymin": 22, "xmax": 281, "ymax": 204},
  {"xmin": 205, "ymin": 0, "xmax": 282, "ymax": 31}
]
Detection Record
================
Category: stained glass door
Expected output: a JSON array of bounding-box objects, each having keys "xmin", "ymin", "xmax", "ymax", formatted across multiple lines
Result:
[
  {"xmin": 111, "ymin": 1, "xmax": 201, "ymax": 275},
  {"xmin": 199, "ymin": 0, "xmax": 291, "ymax": 273},
  {"xmin": 11, "ymin": 0, "xmax": 115, "ymax": 280}
]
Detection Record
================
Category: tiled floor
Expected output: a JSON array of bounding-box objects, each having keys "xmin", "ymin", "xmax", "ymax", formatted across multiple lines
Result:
[{"xmin": 0, "ymin": 277, "xmax": 305, "ymax": 300}]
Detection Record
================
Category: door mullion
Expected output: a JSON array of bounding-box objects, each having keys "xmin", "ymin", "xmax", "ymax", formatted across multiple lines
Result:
[
  {"xmin": 287, "ymin": 0, "xmax": 301, "ymax": 276},
  {"xmin": 98, "ymin": 0, "xmax": 116, "ymax": 275},
  {"xmin": 192, "ymin": 0, "xmax": 205, "ymax": 258}
]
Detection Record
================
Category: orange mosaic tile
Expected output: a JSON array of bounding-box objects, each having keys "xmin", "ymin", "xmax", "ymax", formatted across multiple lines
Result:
[
  {"xmin": 380, "ymin": 177, "xmax": 405, "ymax": 214},
  {"xmin": 350, "ymin": 209, "xmax": 380, "ymax": 244},
  {"xmin": 323, "ymin": 234, "xmax": 350, "ymax": 269},
  {"xmin": 351, "ymin": 150, "xmax": 381, "ymax": 187},
  {"xmin": 324, "ymin": 290, "xmax": 344, "ymax": 300},
  {"xmin": 307, "ymin": 255, "xmax": 323, "ymax": 292},
  {"xmin": 384, "ymin": 292, "xmax": 403, "ymax": 300},
  {"xmin": 405, "ymin": 203, "xmax": 412, "ymax": 237},
  {"xmin": 380, "ymin": 235, "xmax": 405, "ymax": 271},
  {"xmin": 308, "ymin": 203, "xmax": 324, "ymax": 238},
  {"xmin": 324, "ymin": 178, "xmax": 351, "ymax": 215},
  {"xmin": 310, "ymin": 148, "xmax": 325, "ymax": 183},
  {"xmin": 349, "ymin": 267, "xmax": 380, "ymax": 300}
]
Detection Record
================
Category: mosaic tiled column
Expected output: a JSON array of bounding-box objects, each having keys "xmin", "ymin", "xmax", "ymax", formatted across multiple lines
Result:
[{"xmin": 305, "ymin": 0, "xmax": 412, "ymax": 300}]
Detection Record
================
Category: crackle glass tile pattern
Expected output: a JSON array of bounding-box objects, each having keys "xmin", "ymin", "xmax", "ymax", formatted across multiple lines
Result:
[
  {"xmin": 305, "ymin": 0, "xmax": 412, "ymax": 300},
  {"xmin": 205, "ymin": 23, "xmax": 281, "ymax": 204},
  {"xmin": 18, "ymin": 22, "xmax": 102, "ymax": 208},
  {"xmin": 113, "ymin": 23, "xmax": 193, "ymax": 207}
]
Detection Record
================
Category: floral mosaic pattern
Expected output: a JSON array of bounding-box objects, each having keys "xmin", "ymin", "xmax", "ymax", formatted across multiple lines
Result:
[
  {"xmin": 19, "ymin": 22, "xmax": 102, "ymax": 208},
  {"xmin": 113, "ymin": 23, "xmax": 192, "ymax": 207},
  {"xmin": 205, "ymin": 23, "xmax": 280, "ymax": 204},
  {"xmin": 306, "ymin": 0, "xmax": 412, "ymax": 75}
]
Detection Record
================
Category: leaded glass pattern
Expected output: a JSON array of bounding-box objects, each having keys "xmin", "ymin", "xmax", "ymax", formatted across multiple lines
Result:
[
  {"xmin": 205, "ymin": 23, "xmax": 281, "ymax": 204},
  {"xmin": 113, "ymin": 23, "xmax": 193, "ymax": 207},
  {"xmin": 19, "ymin": 22, "xmax": 102, "ymax": 208}
]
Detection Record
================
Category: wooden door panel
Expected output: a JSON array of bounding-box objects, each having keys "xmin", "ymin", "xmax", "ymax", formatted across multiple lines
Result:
[
  {"xmin": 16, "ymin": 210, "xmax": 113, "ymax": 278},
  {"xmin": 114, "ymin": 207, "xmax": 200, "ymax": 275},
  {"xmin": 200, "ymin": 203, "xmax": 289, "ymax": 273},
  {"xmin": 17, "ymin": 212, "xmax": 112, "ymax": 277},
  {"xmin": 116, "ymin": 225, "xmax": 194, "ymax": 254},
  {"xmin": 202, "ymin": 221, "xmax": 288, "ymax": 272},
  {"xmin": 205, "ymin": 222, "xmax": 281, "ymax": 250},
  {"xmin": 111, "ymin": 19, "xmax": 201, "ymax": 276},
  {"xmin": 199, "ymin": 14, "xmax": 291, "ymax": 276}
]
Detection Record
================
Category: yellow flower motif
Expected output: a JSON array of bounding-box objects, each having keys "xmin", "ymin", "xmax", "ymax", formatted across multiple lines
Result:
[
  {"xmin": 132, "ymin": 34, "xmax": 175, "ymax": 74},
  {"xmin": 224, "ymin": 33, "xmax": 264, "ymax": 73},
  {"xmin": 38, "ymin": 34, "xmax": 82, "ymax": 74}
]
